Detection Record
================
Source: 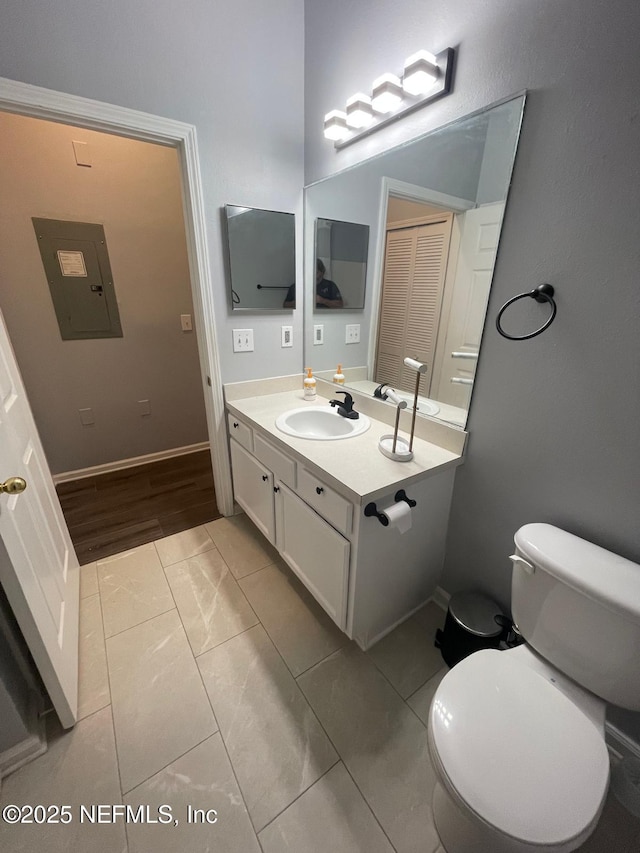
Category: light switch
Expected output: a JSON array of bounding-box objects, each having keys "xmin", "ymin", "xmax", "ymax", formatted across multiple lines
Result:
[
  {"xmin": 345, "ymin": 324, "xmax": 360, "ymax": 344},
  {"xmin": 180, "ymin": 314, "xmax": 193, "ymax": 331},
  {"xmin": 79, "ymin": 407, "xmax": 94, "ymax": 426},
  {"xmin": 138, "ymin": 399, "xmax": 151, "ymax": 416},
  {"xmin": 313, "ymin": 324, "xmax": 324, "ymax": 345},
  {"xmin": 233, "ymin": 329, "xmax": 254, "ymax": 352}
]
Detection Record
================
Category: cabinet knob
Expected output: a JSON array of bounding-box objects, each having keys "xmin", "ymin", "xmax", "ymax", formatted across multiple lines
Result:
[
  {"xmin": 274, "ymin": 486, "xmax": 280, "ymax": 493},
  {"xmin": 233, "ymin": 422, "xmax": 239, "ymax": 428},
  {"xmin": 316, "ymin": 486, "xmax": 324, "ymax": 495},
  {"xmin": 262, "ymin": 475, "xmax": 268, "ymax": 482}
]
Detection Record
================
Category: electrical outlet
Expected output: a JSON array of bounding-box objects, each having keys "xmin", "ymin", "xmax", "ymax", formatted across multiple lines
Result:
[
  {"xmin": 281, "ymin": 325, "xmax": 293, "ymax": 347},
  {"xmin": 180, "ymin": 313, "xmax": 193, "ymax": 331},
  {"xmin": 345, "ymin": 324, "xmax": 360, "ymax": 344},
  {"xmin": 313, "ymin": 324, "xmax": 324, "ymax": 345},
  {"xmin": 233, "ymin": 328, "xmax": 254, "ymax": 352}
]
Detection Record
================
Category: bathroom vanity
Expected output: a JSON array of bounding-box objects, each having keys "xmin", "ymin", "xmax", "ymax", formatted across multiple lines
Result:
[{"xmin": 225, "ymin": 380, "xmax": 465, "ymax": 649}]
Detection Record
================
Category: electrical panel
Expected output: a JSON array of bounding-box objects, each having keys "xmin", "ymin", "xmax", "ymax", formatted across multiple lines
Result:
[{"xmin": 32, "ymin": 218, "xmax": 123, "ymax": 341}]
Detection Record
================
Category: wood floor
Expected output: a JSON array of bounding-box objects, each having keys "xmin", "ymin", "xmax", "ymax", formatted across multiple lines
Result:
[{"xmin": 56, "ymin": 450, "xmax": 221, "ymax": 566}]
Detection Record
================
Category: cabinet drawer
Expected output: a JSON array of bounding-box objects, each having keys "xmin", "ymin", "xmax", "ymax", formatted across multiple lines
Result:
[
  {"xmin": 254, "ymin": 433, "xmax": 296, "ymax": 489},
  {"xmin": 227, "ymin": 413, "xmax": 253, "ymax": 452},
  {"xmin": 297, "ymin": 467, "xmax": 352, "ymax": 537}
]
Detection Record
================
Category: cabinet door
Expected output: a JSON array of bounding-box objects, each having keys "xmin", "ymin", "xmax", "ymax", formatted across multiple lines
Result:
[
  {"xmin": 278, "ymin": 483, "xmax": 350, "ymax": 630},
  {"xmin": 230, "ymin": 439, "xmax": 275, "ymax": 544}
]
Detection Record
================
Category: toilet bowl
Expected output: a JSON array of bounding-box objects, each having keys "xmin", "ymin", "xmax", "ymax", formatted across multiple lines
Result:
[
  {"xmin": 425, "ymin": 523, "xmax": 640, "ymax": 853},
  {"xmin": 427, "ymin": 646, "xmax": 610, "ymax": 852}
]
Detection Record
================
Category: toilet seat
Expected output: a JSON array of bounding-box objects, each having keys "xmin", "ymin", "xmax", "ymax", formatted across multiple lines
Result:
[{"xmin": 429, "ymin": 649, "xmax": 610, "ymax": 847}]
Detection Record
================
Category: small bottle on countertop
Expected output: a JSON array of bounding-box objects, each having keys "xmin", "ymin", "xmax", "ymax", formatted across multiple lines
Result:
[
  {"xmin": 333, "ymin": 364, "xmax": 345, "ymax": 385},
  {"xmin": 303, "ymin": 367, "xmax": 317, "ymax": 400}
]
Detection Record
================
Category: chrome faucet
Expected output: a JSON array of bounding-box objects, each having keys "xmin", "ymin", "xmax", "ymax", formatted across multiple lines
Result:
[{"xmin": 329, "ymin": 390, "xmax": 359, "ymax": 419}]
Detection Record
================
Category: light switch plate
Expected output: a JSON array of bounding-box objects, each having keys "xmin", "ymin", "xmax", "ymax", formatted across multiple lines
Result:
[
  {"xmin": 79, "ymin": 407, "xmax": 94, "ymax": 426},
  {"xmin": 345, "ymin": 324, "xmax": 360, "ymax": 344},
  {"xmin": 233, "ymin": 328, "xmax": 254, "ymax": 352},
  {"xmin": 281, "ymin": 325, "xmax": 293, "ymax": 347},
  {"xmin": 180, "ymin": 313, "xmax": 193, "ymax": 331},
  {"xmin": 313, "ymin": 324, "xmax": 324, "ymax": 345}
]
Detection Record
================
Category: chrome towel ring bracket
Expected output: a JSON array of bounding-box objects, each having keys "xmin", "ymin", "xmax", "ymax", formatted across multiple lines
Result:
[{"xmin": 496, "ymin": 284, "xmax": 557, "ymax": 341}]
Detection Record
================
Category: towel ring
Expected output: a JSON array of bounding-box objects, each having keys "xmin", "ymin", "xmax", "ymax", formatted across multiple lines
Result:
[{"xmin": 496, "ymin": 284, "xmax": 556, "ymax": 341}]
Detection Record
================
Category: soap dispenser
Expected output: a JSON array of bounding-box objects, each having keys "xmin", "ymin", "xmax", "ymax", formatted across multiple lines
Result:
[
  {"xmin": 333, "ymin": 364, "xmax": 345, "ymax": 385},
  {"xmin": 303, "ymin": 367, "xmax": 317, "ymax": 400}
]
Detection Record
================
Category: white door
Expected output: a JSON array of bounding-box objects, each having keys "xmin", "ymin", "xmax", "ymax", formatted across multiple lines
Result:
[
  {"xmin": 0, "ymin": 308, "xmax": 79, "ymax": 728},
  {"xmin": 433, "ymin": 203, "xmax": 505, "ymax": 408}
]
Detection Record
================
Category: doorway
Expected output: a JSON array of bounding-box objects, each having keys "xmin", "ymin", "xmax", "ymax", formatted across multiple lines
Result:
[
  {"xmin": 0, "ymin": 76, "xmax": 231, "ymax": 726},
  {"xmin": 0, "ymin": 110, "xmax": 222, "ymax": 563}
]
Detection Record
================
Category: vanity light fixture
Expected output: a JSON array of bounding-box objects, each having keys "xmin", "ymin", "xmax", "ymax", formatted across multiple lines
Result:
[
  {"xmin": 371, "ymin": 73, "xmax": 404, "ymax": 114},
  {"xmin": 323, "ymin": 110, "xmax": 349, "ymax": 141},
  {"xmin": 345, "ymin": 93, "xmax": 374, "ymax": 129},
  {"xmin": 402, "ymin": 50, "xmax": 439, "ymax": 95},
  {"xmin": 323, "ymin": 47, "xmax": 455, "ymax": 149}
]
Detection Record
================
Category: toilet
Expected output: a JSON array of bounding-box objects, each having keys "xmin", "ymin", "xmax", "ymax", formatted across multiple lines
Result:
[{"xmin": 427, "ymin": 523, "xmax": 640, "ymax": 853}]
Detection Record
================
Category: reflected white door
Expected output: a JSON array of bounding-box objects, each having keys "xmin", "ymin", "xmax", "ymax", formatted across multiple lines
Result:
[
  {"xmin": 0, "ymin": 307, "xmax": 78, "ymax": 728},
  {"xmin": 435, "ymin": 203, "xmax": 504, "ymax": 408}
]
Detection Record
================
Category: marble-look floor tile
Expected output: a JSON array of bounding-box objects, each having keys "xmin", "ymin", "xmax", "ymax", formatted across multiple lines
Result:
[
  {"xmin": 77, "ymin": 594, "xmax": 110, "ymax": 720},
  {"xmin": 259, "ymin": 762, "xmax": 394, "ymax": 853},
  {"xmin": 164, "ymin": 548, "xmax": 258, "ymax": 656},
  {"xmin": 239, "ymin": 560, "xmax": 346, "ymax": 676},
  {"xmin": 107, "ymin": 609, "xmax": 217, "ymax": 793},
  {"xmin": 298, "ymin": 645, "xmax": 441, "ymax": 853},
  {"xmin": 0, "ymin": 707, "xmax": 126, "ymax": 853},
  {"xmin": 79, "ymin": 561, "xmax": 98, "ymax": 598},
  {"xmin": 124, "ymin": 734, "xmax": 260, "ymax": 853},
  {"xmin": 367, "ymin": 601, "xmax": 446, "ymax": 698},
  {"xmin": 97, "ymin": 542, "xmax": 174, "ymax": 637},
  {"xmin": 205, "ymin": 514, "xmax": 279, "ymax": 579},
  {"xmin": 154, "ymin": 525, "xmax": 214, "ymax": 568},
  {"xmin": 198, "ymin": 624, "xmax": 338, "ymax": 832},
  {"xmin": 406, "ymin": 666, "xmax": 449, "ymax": 727}
]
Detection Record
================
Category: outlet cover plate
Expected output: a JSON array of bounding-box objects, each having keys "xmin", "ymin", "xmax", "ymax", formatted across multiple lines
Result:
[
  {"xmin": 281, "ymin": 325, "xmax": 293, "ymax": 347},
  {"xmin": 313, "ymin": 324, "xmax": 324, "ymax": 345}
]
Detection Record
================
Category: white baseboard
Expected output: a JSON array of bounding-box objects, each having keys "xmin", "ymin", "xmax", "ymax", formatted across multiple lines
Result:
[
  {"xmin": 431, "ymin": 586, "xmax": 450, "ymax": 612},
  {"xmin": 52, "ymin": 442, "xmax": 210, "ymax": 484}
]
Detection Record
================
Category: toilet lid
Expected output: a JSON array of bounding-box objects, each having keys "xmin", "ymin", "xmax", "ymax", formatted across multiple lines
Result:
[{"xmin": 430, "ymin": 650, "xmax": 610, "ymax": 845}]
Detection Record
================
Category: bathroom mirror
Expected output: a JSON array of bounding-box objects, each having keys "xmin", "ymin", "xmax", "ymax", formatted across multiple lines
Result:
[
  {"xmin": 225, "ymin": 204, "xmax": 295, "ymax": 310},
  {"xmin": 314, "ymin": 218, "xmax": 369, "ymax": 310},
  {"xmin": 303, "ymin": 93, "xmax": 526, "ymax": 428}
]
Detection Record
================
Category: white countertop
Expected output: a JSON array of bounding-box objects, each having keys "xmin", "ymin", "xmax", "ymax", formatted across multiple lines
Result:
[{"xmin": 226, "ymin": 389, "xmax": 464, "ymax": 504}]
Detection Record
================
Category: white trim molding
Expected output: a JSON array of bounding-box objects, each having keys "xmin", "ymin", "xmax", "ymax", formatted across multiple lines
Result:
[
  {"xmin": 52, "ymin": 443, "xmax": 211, "ymax": 485},
  {"xmin": 0, "ymin": 76, "xmax": 233, "ymax": 516}
]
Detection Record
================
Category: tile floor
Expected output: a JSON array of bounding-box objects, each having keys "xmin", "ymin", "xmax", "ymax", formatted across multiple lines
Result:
[{"xmin": 2, "ymin": 516, "xmax": 640, "ymax": 852}]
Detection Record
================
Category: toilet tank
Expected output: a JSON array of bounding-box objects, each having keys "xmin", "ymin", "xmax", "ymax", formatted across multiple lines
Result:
[{"xmin": 511, "ymin": 523, "xmax": 640, "ymax": 710}]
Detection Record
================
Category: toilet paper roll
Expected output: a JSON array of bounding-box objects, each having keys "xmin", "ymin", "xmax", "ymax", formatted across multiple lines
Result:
[{"xmin": 382, "ymin": 500, "xmax": 412, "ymax": 534}]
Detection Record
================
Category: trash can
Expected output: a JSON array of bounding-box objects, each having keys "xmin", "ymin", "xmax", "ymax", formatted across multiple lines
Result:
[
  {"xmin": 611, "ymin": 757, "xmax": 640, "ymax": 818},
  {"xmin": 435, "ymin": 592, "xmax": 508, "ymax": 668}
]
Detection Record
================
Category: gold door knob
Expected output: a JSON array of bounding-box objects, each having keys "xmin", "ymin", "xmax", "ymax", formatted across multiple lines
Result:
[{"xmin": 0, "ymin": 477, "xmax": 27, "ymax": 495}]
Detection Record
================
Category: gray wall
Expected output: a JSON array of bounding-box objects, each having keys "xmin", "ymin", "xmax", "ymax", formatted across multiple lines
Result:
[
  {"xmin": 0, "ymin": 112, "xmax": 208, "ymax": 474},
  {"xmin": 305, "ymin": 0, "xmax": 640, "ymax": 605},
  {"xmin": 0, "ymin": 0, "xmax": 305, "ymax": 385}
]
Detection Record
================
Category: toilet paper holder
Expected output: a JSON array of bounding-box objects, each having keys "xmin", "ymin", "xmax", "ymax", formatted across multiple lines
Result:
[{"xmin": 364, "ymin": 489, "xmax": 417, "ymax": 526}]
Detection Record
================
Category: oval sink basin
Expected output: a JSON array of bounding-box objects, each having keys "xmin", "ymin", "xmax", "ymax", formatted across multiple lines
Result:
[{"xmin": 275, "ymin": 406, "xmax": 371, "ymax": 440}]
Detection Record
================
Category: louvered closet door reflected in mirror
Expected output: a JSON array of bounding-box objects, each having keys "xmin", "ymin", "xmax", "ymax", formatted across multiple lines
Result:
[{"xmin": 374, "ymin": 214, "xmax": 453, "ymax": 395}]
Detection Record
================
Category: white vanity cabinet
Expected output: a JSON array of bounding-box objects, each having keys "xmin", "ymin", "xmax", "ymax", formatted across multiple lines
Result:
[{"xmin": 227, "ymin": 408, "xmax": 458, "ymax": 648}]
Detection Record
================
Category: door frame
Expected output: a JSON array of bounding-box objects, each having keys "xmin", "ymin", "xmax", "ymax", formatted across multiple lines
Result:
[
  {"xmin": 367, "ymin": 177, "xmax": 475, "ymax": 381},
  {"xmin": 0, "ymin": 76, "xmax": 233, "ymax": 516}
]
